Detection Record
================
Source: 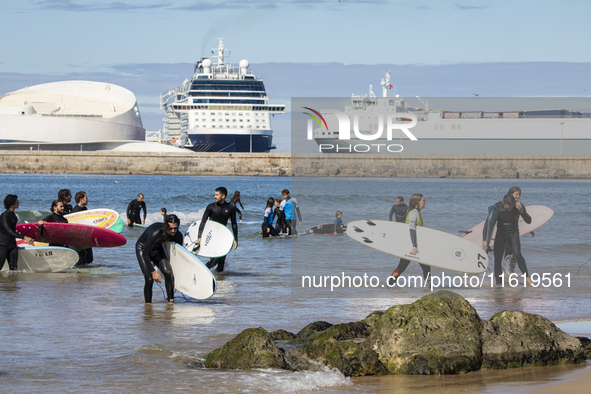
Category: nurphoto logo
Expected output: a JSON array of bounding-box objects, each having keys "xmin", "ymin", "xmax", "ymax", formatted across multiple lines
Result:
[{"xmin": 303, "ymin": 107, "xmax": 419, "ymax": 153}]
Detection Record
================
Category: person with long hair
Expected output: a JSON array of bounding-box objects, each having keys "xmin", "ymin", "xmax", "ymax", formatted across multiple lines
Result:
[
  {"xmin": 391, "ymin": 193, "xmax": 431, "ymax": 283},
  {"xmin": 262, "ymin": 197, "xmax": 280, "ymax": 238}
]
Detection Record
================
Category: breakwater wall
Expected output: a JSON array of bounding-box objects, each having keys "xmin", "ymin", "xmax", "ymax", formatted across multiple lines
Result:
[{"xmin": 1, "ymin": 151, "xmax": 590, "ymax": 179}]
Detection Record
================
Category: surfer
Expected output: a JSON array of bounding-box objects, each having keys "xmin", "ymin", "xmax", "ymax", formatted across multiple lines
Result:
[
  {"xmin": 229, "ymin": 191, "xmax": 245, "ymax": 223},
  {"xmin": 71, "ymin": 191, "xmax": 93, "ymax": 267},
  {"xmin": 58, "ymin": 189, "xmax": 73, "ymax": 215},
  {"xmin": 160, "ymin": 208, "xmax": 168, "ymax": 223},
  {"xmin": 198, "ymin": 187, "xmax": 238, "ymax": 272},
  {"xmin": 391, "ymin": 193, "xmax": 431, "ymax": 283},
  {"xmin": 262, "ymin": 197, "xmax": 280, "ymax": 238},
  {"xmin": 71, "ymin": 191, "xmax": 88, "ymax": 213},
  {"xmin": 127, "ymin": 193, "xmax": 147, "ymax": 227},
  {"xmin": 135, "ymin": 214, "xmax": 183, "ymax": 304},
  {"xmin": 334, "ymin": 211, "xmax": 344, "ymax": 235},
  {"xmin": 483, "ymin": 194, "xmax": 533, "ymax": 285},
  {"xmin": 274, "ymin": 198, "xmax": 284, "ymax": 233},
  {"xmin": 0, "ymin": 195, "xmax": 34, "ymax": 271},
  {"xmin": 389, "ymin": 196, "xmax": 409, "ymax": 223},
  {"xmin": 280, "ymin": 189, "xmax": 303, "ymax": 235},
  {"xmin": 39, "ymin": 200, "xmax": 69, "ymax": 247}
]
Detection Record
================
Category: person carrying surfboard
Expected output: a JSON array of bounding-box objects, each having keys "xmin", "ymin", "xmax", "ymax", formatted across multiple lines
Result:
[
  {"xmin": 135, "ymin": 214, "xmax": 183, "ymax": 304},
  {"xmin": 127, "ymin": 193, "xmax": 147, "ymax": 227},
  {"xmin": 71, "ymin": 191, "xmax": 88, "ymax": 213},
  {"xmin": 483, "ymin": 194, "xmax": 533, "ymax": 286},
  {"xmin": 198, "ymin": 187, "xmax": 238, "ymax": 272},
  {"xmin": 333, "ymin": 211, "xmax": 344, "ymax": 235},
  {"xmin": 391, "ymin": 194, "xmax": 431, "ymax": 283},
  {"xmin": 0, "ymin": 195, "xmax": 34, "ymax": 271}
]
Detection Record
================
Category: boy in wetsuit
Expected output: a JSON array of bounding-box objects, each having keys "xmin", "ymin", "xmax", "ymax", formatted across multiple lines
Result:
[
  {"xmin": 334, "ymin": 211, "xmax": 344, "ymax": 235},
  {"xmin": 58, "ymin": 189, "xmax": 73, "ymax": 215},
  {"xmin": 389, "ymin": 196, "xmax": 408, "ymax": 223},
  {"xmin": 483, "ymin": 194, "xmax": 532, "ymax": 285},
  {"xmin": 0, "ymin": 194, "xmax": 34, "ymax": 271},
  {"xmin": 279, "ymin": 189, "xmax": 303, "ymax": 235},
  {"xmin": 229, "ymin": 191, "xmax": 245, "ymax": 222},
  {"xmin": 136, "ymin": 214, "xmax": 183, "ymax": 304},
  {"xmin": 274, "ymin": 198, "xmax": 284, "ymax": 234},
  {"xmin": 127, "ymin": 193, "xmax": 147, "ymax": 226},
  {"xmin": 198, "ymin": 187, "xmax": 238, "ymax": 272},
  {"xmin": 71, "ymin": 191, "xmax": 93, "ymax": 266}
]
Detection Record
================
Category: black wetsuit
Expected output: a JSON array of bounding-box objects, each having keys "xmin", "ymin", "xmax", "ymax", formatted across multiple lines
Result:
[
  {"xmin": 42, "ymin": 213, "xmax": 68, "ymax": 247},
  {"xmin": 229, "ymin": 196, "xmax": 245, "ymax": 221},
  {"xmin": 127, "ymin": 199, "xmax": 146, "ymax": 226},
  {"xmin": 485, "ymin": 201, "xmax": 532, "ymax": 284},
  {"xmin": 274, "ymin": 206, "xmax": 285, "ymax": 233},
  {"xmin": 136, "ymin": 223, "xmax": 183, "ymax": 303},
  {"xmin": 389, "ymin": 203, "xmax": 409, "ymax": 223},
  {"xmin": 62, "ymin": 203, "xmax": 73, "ymax": 215},
  {"xmin": 0, "ymin": 210, "xmax": 24, "ymax": 271},
  {"xmin": 199, "ymin": 201, "xmax": 238, "ymax": 272},
  {"xmin": 70, "ymin": 205, "xmax": 93, "ymax": 266}
]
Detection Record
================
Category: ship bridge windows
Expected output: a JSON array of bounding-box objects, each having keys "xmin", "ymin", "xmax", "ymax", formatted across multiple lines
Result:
[{"xmin": 189, "ymin": 80, "xmax": 266, "ymax": 92}]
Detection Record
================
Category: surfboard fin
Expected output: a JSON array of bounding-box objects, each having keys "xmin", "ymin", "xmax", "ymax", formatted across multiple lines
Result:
[
  {"xmin": 39, "ymin": 224, "xmax": 46, "ymax": 243},
  {"xmin": 353, "ymin": 226, "xmax": 364, "ymax": 233},
  {"xmin": 366, "ymin": 220, "xmax": 376, "ymax": 226},
  {"xmin": 362, "ymin": 237, "xmax": 373, "ymax": 244}
]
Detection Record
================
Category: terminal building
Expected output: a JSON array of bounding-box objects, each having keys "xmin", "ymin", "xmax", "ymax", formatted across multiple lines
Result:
[{"xmin": 0, "ymin": 81, "xmax": 181, "ymax": 152}]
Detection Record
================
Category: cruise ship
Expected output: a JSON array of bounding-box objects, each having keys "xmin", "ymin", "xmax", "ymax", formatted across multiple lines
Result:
[
  {"xmin": 310, "ymin": 72, "xmax": 591, "ymax": 154},
  {"xmin": 160, "ymin": 39, "xmax": 285, "ymax": 153}
]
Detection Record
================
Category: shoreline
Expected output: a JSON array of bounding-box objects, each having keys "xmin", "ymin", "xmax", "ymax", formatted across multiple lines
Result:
[{"xmin": 1, "ymin": 151, "xmax": 591, "ymax": 178}]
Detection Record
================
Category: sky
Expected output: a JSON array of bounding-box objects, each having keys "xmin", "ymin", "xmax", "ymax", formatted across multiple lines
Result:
[{"xmin": 1, "ymin": 0, "xmax": 590, "ymax": 152}]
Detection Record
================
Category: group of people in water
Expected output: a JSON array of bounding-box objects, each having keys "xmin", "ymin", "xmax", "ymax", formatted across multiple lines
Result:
[
  {"xmin": 0, "ymin": 189, "xmax": 94, "ymax": 271},
  {"xmin": 389, "ymin": 186, "xmax": 533, "ymax": 286},
  {"xmin": 262, "ymin": 189, "xmax": 303, "ymax": 237}
]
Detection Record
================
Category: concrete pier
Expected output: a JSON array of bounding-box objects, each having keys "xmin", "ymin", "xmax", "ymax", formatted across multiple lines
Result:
[{"xmin": 1, "ymin": 151, "xmax": 590, "ymax": 179}]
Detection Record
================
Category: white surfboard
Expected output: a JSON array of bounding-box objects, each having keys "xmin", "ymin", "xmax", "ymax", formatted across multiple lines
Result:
[
  {"xmin": 461, "ymin": 205, "xmax": 554, "ymax": 247},
  {"xmin": 162, "ymin": 242, "xmax": 216, "ymax": 300},
  {"xmin": 65, "ymin": 208, "xmax": 124, "ymax": 233},
  {"xmin": 1, "ymin": 246, "xmax": 78, "ymax": 272},
  {"xmin": 183, "ymin": 219, "xmax": 234, "ymax": 258},
  {"xmin": 347, "ymin": 220, "xmax": 488, "ymax": 274}
]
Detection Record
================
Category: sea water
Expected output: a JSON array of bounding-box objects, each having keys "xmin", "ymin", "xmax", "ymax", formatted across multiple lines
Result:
[{"xmin": 0, "ymin": 174, "xmax": 590, "ymax": 393}]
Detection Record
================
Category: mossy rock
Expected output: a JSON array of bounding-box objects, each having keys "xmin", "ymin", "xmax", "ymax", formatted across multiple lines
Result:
[
  {"xmin": 204, "ymin": 327, "xmax": 290, "ymax": 370},
  {"xmin": 365, "ymin": 290, "xmax": 483, "ymax": 374},
  {"xmin": 296, "ymin": 321, "xmax": 333, "ymax": 339},
  {"xmin": 270, "ymin": 329, "xmax": 297, "ymax": 341},
  {"xmin": 481, "ymin": 311, "xmax": 586, "ymax": 369},
  {"xmin": 362, "ymin": 311, "xmax": 384, "ymax": 331}
]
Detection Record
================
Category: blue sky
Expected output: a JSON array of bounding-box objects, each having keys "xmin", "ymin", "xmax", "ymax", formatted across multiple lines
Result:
[{"xmin": 1, "ymin": 0, "xmax": 590, "ymax": 152}]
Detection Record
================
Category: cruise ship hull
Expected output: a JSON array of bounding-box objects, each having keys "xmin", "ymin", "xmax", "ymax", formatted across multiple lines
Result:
[{"xmin": 187, "ymin": 130, "xmax": 274, "ymax": 153}]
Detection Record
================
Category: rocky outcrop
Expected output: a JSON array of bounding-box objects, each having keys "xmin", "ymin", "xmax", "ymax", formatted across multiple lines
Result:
[
  {"xmin": 204, "ymin": 291, "xmax": 586, "ymax": 376},
  {"xmin": 482, "ymin": 311, "xmax": 586, "ymax": 368},
  {"xmin": 204, "ymin": 327, "xmax": 291, "ymax": 370}
]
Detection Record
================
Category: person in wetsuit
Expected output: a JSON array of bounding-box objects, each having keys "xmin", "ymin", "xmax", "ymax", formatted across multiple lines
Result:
[
  {"xmin": 71, "ymin": 191, "xmax": 93, "ymax": 267},
  {"xmin": 391, "ymin": 193, "xmax": 431, "ymax": 283},
  {"xmin": 274, "ymin": 198, "xmax": 284, "ymax": 234},
  {"xmin": 136, "ymin": 214, "xmax": 183, "ymax": 304},
  {"xmin": 483, "ymin": 194, "xmax": 532, "ymax": 285},
  {"xmin": 229, "ymin": 191, "xmax": 245, "ymax": 222},
  {"xmin": 127, "ymin": 193, "xmax": 147, "ymax": 226},
  {"xmin": 389, "ymin": 196, "xmax": 409, "ymax": 223},
  {"xmin": 58, "ymin": 189, "xmax": 73, "ymax": 215},
  {"xmin": 0, "ymin": 195, "xmax": 33, "ymax": 271},
  {"xmin": 71, "ymin": 191, "xmax": 88, "ymax": 213},
  {"xmin": 198, "ymin": 187, "xmax": 238, "ymax": 272},
  {"xmin": 262, "ymin": 197, "xmax": 279, "ymax": 238},
  {"xmin": 279, "ymin": 189, "xmax": 303, "ymax": 235},
  {"xmin": 39, "ymin": 200, "xmax": 68, "ymax": 247},
  {"xmin": 334, "ymin": 211, "xmax": 344, "ymax": 235}
]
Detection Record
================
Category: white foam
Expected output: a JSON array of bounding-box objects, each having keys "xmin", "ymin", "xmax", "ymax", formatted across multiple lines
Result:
[{"xmin": 233, "ymin": 367, "xmax": 351, "ymax": 393}]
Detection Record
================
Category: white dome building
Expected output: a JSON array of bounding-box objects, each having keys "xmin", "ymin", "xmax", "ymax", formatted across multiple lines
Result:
[{"xmin": 0, "ymin": 81, "xmax": 148, "ymax": 150}]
